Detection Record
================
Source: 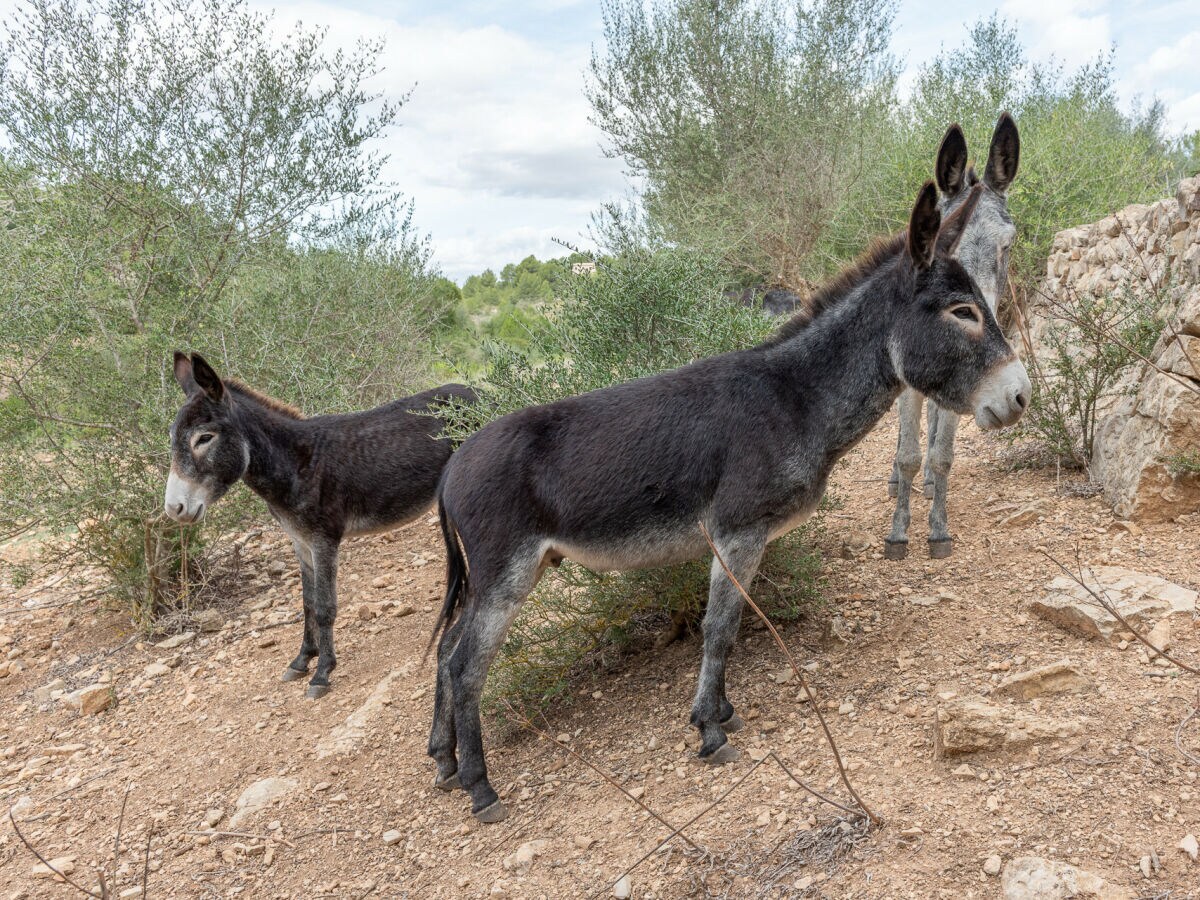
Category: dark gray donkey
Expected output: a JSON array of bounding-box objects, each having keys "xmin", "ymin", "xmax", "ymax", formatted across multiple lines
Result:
[
  {"xmin": 164, "ymin": 353, "xmax": 474, "ymax": 698},
  {"xmin": 428, "ymin": 183, "xmax": 1031, "ymax": 823},
  {"xmin": 886, "ymin": 113, "xmax": 1021, "ymax": 559}
]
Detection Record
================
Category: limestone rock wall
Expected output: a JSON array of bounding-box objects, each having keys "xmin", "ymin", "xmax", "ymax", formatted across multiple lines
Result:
[{"xmin": 1036, "ymin": 176, "xmax": 1200, "ymax": 521}]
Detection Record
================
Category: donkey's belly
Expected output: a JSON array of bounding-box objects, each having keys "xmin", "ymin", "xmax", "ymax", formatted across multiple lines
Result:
[{"xmin": 546, "ymin": 527, "xmax": 707, "ymax": 573}]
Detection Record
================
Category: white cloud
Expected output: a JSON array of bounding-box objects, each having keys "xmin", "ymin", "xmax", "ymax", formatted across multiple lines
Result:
[
  {"xmin": 999, "ymin": 0, "xmax": 1112, "ymax": 68},
  {"xmin": 255, "ymin": 1, "xmax": 625, "ymax": 280}
]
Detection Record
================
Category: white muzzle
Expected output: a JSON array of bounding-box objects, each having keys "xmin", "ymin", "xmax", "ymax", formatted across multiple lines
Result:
[
  {"xmin": 164, "ymin": 471, "xmax": 209, "ymax": 524},
  {"xmin": 972, "ymin": 357, "xmax": 1031, "ymax": 430}
]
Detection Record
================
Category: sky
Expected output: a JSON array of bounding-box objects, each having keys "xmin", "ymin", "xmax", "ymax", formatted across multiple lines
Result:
[{"xmin": 249, "ymin": 0, "xmax": 1200, "ymax": 282}]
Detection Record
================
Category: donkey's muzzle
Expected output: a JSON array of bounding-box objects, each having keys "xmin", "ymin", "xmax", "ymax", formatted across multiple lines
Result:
[
  {"xmin": 164, "ymin": 471, "xmax": 208, "ymax": 524},
  {"xmin": 972, "ymin": 358, "xmax": 1031, "ymax": 430}
]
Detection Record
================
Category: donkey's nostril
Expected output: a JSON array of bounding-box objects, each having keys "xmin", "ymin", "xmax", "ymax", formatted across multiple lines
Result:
[
  {"xmin": 1015, "ymin": 389, "xmax": 1028, "ymax": 410},
  {"xmin": 169, "ymin": 503, "xmax": 184, "ymax": 517}
]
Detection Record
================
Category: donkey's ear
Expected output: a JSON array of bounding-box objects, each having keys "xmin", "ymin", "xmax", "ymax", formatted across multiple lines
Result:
[
  {"xmin": 936, "ymin": 183, "xmax": 984, "ymax": 257},
  {"xmin": 907, "ymin": 181, "xmax": 941, "ymax": 270},
  {"xmin": 189, "ymin": 353, "xmax": 224, "ymax": 403},
  {"xmin": 173, "ymin": 352, "xmax": 198, "ymax": 396},
  {"xmin": 984, "ymin": 112, "xmax": 1019, "ymax": 194},
  {"xmin": 935, "ymin": 124, "xmax": 968, "ymax": 196}
]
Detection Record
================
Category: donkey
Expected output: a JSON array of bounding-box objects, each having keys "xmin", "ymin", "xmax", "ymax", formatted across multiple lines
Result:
[
  {"xmin": 885, "ymin": 113, "xmax": 1021, "ymax": 559},
  {"xmin": 164, "ymin": 352, "xmax": 475, "ymax": 698},
  {"xmin": 428, "ymin": 182, "xmax": 1031, "ymax": 823}
]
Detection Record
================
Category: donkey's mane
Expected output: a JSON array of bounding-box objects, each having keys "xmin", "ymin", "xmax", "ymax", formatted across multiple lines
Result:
[
  {"xmin": 761, "ymin": 231, "xmax": 907, "ymax": 348},
  {"xmin": 226, "ymin": 380, "xmax": 305, "ymax": 419}
]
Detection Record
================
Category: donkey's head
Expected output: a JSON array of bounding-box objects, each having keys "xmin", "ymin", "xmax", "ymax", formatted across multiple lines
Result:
[
  {"xmin": 933, "ymin": 113, "xmax": 1020, "ymax": 313},
  {"xmin": 164, "ymin": 353, "xmax": 249, "ymax": 523},
  {"xmin": 891, "ymin": 182, "xmax": 1030, "ymax": 430}
]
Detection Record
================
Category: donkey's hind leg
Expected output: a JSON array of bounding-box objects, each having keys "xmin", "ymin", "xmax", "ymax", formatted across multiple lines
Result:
[
  {"xmin": 886, "ymin": 390, "xmax": 924, "ymax": 560},
  {"xmin": 283, "ymin": 542, "xmax": 318, "ymax": 682},
  {"xmin": 691, "ymin": 528, "xmax": 765, "ymax": 764},
  {"xmin": 450, "ymin": 555, "xmax": 539, "ymax": 822},
  {"xmin": 926, "ymin": 408, "xmax": 960, "ymax": 559},
  {"xmin": 428, "ymin": 616, "xmax": 465, "ymax": 791}
]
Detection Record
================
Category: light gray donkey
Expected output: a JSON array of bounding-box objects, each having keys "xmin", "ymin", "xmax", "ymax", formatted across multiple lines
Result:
[
  {"xmin": 428, "ymin": 183, "xmax": 1031, "ymax": 823},
  {"xmin": 886, "ymin": 113, "xmax": 1021, "ymax": 559}
]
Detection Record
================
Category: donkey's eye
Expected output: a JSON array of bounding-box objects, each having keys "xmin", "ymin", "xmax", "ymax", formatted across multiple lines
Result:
[
  {"xmin": 951, "ymin": 305, "xmax": 978, "ymax": 321},
  {"xmin": 193, "ymin": 433, "xmax": 215, "ymax": 448}
]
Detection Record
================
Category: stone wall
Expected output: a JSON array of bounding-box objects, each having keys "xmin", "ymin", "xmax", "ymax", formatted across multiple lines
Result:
[{"xmin": 1035, "ymin": 176, "xmax": 1200, "ymax": 521}]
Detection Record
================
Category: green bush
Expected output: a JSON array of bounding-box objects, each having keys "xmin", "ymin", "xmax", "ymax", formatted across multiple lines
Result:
[
  {"xmin": 1013, "ymin": 260, "xmax": 1173, "ymax": 468},
  {"xmin": 445, "ymin": 246, "xmax": 826, "ymax": 715},
  {"xmin": 0, "ymin": 0, "xmax": 435, "ymax": 629}
]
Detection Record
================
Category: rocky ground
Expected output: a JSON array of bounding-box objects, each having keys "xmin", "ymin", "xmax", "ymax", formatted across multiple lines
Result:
[{"xmin": 2, "ymin": 411, "xmax": 1200, "ymax": 899}]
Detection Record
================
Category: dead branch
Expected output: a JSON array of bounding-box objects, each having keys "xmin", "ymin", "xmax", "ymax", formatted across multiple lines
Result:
[
  {"xmin": 699, "ymin": 521, "xmax": 877, "ymax": 825},
  {"xmin": 7, "ymin": 807, "xmax": 105, "ymax": 898}
]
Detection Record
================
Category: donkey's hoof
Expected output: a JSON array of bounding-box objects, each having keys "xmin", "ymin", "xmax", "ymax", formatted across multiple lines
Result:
[
  {"xmin": 281, "ymin": 665, "xmax": 308, "ymax": 682},
  {"xmin": 883, "ymin": 539, "xmax": 908, "ymax": 561},
  {"xmin": 928, "ymin": 538, "xmax": 953, "ymax": 560},
  {"xmin": 434, "ymin": 772, "xmax": 461, "ymax": 792},
  {"xmin": 473, "ymin": 800, "xmax": 508, "ymax": 824},
  {"xmin": 305, "ymin": 683, "xmax": 331, "ymax": 700},
  {"xmin": 700, "ymin": 742, "xmax": 741, "ymax": 766},
  {"xmin": 719, "ymin": 713, "xmax": 745, "ymax": 734}
]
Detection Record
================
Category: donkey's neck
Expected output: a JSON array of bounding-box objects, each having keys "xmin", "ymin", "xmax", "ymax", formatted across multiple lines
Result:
[
  {"xmin": 233, "ymin": 397, "xmax": 309, "ymax": 508},
  {"xmin": 760, "ymin": 267, "xmax": 906, "ymax": 464}
]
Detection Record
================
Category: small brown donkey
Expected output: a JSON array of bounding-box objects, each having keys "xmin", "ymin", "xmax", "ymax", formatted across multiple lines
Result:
[{"xmin": 165, "ymin": 352, "xmax": 474, "ymax": 698}]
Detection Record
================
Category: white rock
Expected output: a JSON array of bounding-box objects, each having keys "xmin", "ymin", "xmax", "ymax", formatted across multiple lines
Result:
[
  {"xmin": 315, "ymin": 670, "xmax": 404, "ymax": 759},
  {"xmin": 1178, "ymin": 833, "xmax": 1199, "ymax": 862},
  {"xmin": 31, "ymin": 855, "xmax": 76, "ymax": 879},
  {"xmin": 1001, "ymin": 856, "xmax": 1132, "ymax": 899},
  {"xmin": 984, "ymin": 855, "xmax": 1003, "ymax": 876},
  {"xmin": 1029, "ymin": 567, "xmax": 1197, "ymax": 642},
  {"xmin": 144, "ymin": 662, "xmax": 171, "ymax": 678},
  {"xmin": 382, "ymin": 829, "xmax": 402, "ymax": 846},
  {"xmin": 65, "ymin": 684, "xmax": 114, "ymax": 715},
  {"xmin": 612, "ymin": 875, "xmax": 632, "ymax": 899},
  {"xmin": 228, "ymin": 777, "xmax": 298, "ymax": 827},
  {"xmin": 155, "ymin": 631, "xmax": 195, "ymax": 649},
  {"xmin": 504, "ymin": 839, "xmax": 549, "ymax": 872}
]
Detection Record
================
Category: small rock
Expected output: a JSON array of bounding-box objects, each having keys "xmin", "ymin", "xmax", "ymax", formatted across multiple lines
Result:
[
  {"xmin": 984, "ymin": 855, "xmax": 1002, "ymax": 876},
  {"xmin": 1178, "ymin": 833, "xmax": 1199, "ymax": 862},
  {"xmin": 204, "ymin": 808, "xmax": 224, "ymax": 828},
  {"xmin": 33, "ymin": 678, "xmax": 68, "ymax": 705},
  {"xmin": 504, "ymin": 839, "xmax": 550, "ymax": 872},
  {"xmin": 31, "ymin": 855, "xmax": 76, "ymax": 879},
  {"xmin": 1001, "ymin": 856, "xmax": 1132, "ymax": 899},
  {"xmin": 612, "ymin": 875, "xmax": 632, "ymax": 899},
  {"xmin": 574, "ymin": 835, "xmax": 596, "ymax": 850},
  {"xmin": 228, "ymin": 777, "xmax": 298, "ymax": 827},
  {"xmin": 144, "ymin": 662, "xmax": 171, "ymax": 678},
  {"xmin": 935, "ymin": 697, "xmax": 1083, "ymax": 757},
  {"xmin": 65, "ymin": 684, "xmax": 114, "ymax": 716},
  {"xmin": 1138, "ymin": 855, "xmax": 1152, "ymax": 878},
  {"xmin": 1145, "ymin": 620, "xmax": 1171, "ymax": 655},
  {"xmin": 382, "ymin": 829, "xmax": 402, "ymax": 846},
  {"xmin": 993, "ymin": 660, "xmax": 1092, "ymax": 700},
  {"xmin": 356, "ymin": 604, "xmax": 377, "ymax": 621},
  {"xmin": 628, "ymin": 786, "xmax": 645, "ymax": 800},
  {"xmin": 192, "ymin": 609, "xmax": 225, "ymax": 633},
  {"xmin": 999, "ymin": 499, "xmax": 1053, "ymax": 527},
  {"xmin": 267, "ymin": 559, "xmax": 289, "ymax": 577},
  {"xmin": 155, "ymin": 631, "xmax": 195, "ymax": 650}
]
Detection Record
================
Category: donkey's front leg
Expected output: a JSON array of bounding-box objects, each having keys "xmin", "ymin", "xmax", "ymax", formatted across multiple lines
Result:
[
  {"xmin": 926, "ymin": 409, "xmax": 960, "ymax": 559},
  {"xmin": 282, "ymin": 555, "xmax": 319, "ymax": 683},
  {"xmin": 888, "ymin": 388, "xmax": 924, "ymax": 500},
  {"xmin": 306, "ymin": 539, "xmax": 341, "ymax": 700},
  {"xmin": 691, "ymin": 529, "xmax": 765, "ymax": 765},
  {"xmin": 924, "ymin": 398, "xmax": 941, "ymax": 498},
  {"xmin": 886, "ymin": 390, "xmax": 924, "ymax": 560}
]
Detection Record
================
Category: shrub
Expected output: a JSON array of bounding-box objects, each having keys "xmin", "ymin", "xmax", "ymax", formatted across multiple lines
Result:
[
  {"xmin": 445, "ymin": 246, "xmax": 826, "ymax": 715},
  {"xmin": 0, "ymin": 0, "xmax": 435, "ymax": 628}
]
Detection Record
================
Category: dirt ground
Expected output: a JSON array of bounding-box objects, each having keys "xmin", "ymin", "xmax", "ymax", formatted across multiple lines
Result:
[{"xmin": 3, "ymin": 410, "xmax": 1200, "ymax": 899}]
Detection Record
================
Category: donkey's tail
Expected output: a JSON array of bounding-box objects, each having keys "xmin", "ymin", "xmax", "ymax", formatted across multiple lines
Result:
[{"xmin": 424, "ymin": 490, "xmax": 467, "ymax": 665}]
